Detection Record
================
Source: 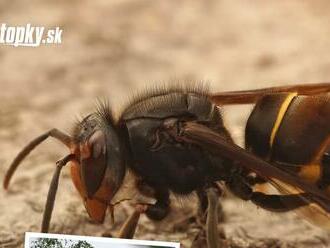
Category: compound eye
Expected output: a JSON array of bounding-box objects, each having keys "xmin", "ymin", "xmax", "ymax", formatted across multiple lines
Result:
[{"xmin": 80, "ymin": 130, "xmax": 107, "ymax": 198}]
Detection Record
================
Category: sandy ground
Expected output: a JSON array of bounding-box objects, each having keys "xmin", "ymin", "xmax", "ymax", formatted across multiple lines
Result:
[{"xmin": 2, "ymin": 0, "xmax": 330, "ymax": 247}]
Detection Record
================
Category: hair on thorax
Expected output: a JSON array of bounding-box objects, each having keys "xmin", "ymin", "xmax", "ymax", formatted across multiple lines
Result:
[
  {"xmin": 124, "ymin": 81, "xmax": 210, "ymax": 109},
  {"xmin": 71, "ymin": 81, "xmax": 210, "ymax": 137}
]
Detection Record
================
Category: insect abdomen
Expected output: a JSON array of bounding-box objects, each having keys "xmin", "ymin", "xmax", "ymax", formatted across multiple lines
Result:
[
  {"xmin": 247, "ymin": 92, "xmax": 330, "ymax": 189},
  {"xmin": 271, "ymin": 94, "xmax": 330, "ymax": 164},
  {"xmin": 245, "ymin": 93, "xmax": 296, "ymax": 159}
]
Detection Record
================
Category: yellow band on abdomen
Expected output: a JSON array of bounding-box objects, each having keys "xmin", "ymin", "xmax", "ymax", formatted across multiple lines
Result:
[{"xmin": 270, "ymin": 92, "xmax": 297, "ymax": 147}]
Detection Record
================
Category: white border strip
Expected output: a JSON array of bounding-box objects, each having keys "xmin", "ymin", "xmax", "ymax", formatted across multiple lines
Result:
[{"xmin": 25, "ymin": 232, "xmax": 180, "ymax": 248}]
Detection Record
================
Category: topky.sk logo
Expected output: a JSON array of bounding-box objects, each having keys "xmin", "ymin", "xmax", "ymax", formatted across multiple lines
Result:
[{"xmin": 0, "ymin": 23, "xmax": 63, "ymax": 47}]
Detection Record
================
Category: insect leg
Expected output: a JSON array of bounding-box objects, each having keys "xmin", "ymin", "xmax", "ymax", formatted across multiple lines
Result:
[
  {"xmin": 196, "ymin": 186, "xmax": 225, "ymax": 224},
  {"xmin": 115, "ymin": 189, "xmax": 169, "ymax": 239},
  {"xmin": 191, "ymin": 186, "xmax": 225, "ymax": 248},
  {"xmin": 118, "ymin": 210, "xmax": 141, "ymax": 239},
  {"xmin": 117, "ymin": 204, "xmax": 148, "ymax": 239},
  {"xmin": 196, "ymin": 189, "xmax": 208, "ymax": 222},
  {"xmin": 4, "ymin": 128, "xmax": 73, "ymax": 189},
  {"xmin": 206, "ymin": 186, "xmax": 222, "ymax": 248},
  {"xmin": 172, "ymin": 190, "xmax": 209, "ymax": 237},
  {"xmin": 227, "ymin": 175, "xmax": 309, "ymax": 212},
  {"xmin": 145, "ymin": 187, "xmax": 170, "ymax": 221},
  {"xmin": 250, "ymin": 192, "xmax": 309, "ymax": 212}
]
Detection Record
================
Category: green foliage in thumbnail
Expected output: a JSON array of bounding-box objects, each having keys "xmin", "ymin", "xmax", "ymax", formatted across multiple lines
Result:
[{"xmin": 31, "ymin": 238, "xmax": 94, "ymax": 248}]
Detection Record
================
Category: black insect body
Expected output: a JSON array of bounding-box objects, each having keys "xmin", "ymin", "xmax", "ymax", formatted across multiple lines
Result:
[
  {"xmin": 5, "ymin": 83, "xmax": 330, "ymax": 248},
  {"xmin": 120, "ymin": 91, "xmax": 235, "ymax": 220}
]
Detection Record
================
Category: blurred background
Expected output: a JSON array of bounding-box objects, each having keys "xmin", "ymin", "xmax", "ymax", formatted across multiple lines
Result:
[{"xmin": 1, "ymin": 1, "xmax": 330, "ymax": 247}]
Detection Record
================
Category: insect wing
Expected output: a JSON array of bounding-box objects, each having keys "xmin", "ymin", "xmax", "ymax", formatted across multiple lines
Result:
[
  {"xmin": 210, "ymin": 82, "xmax": 330, "ymax": 105},
  {"xmin": 269, "ymin": 179, "xmax": 330, "ymax": 230},
  {"xmin": 177, "ymin": 122, "xmax": 330, "ymax": 206}
]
